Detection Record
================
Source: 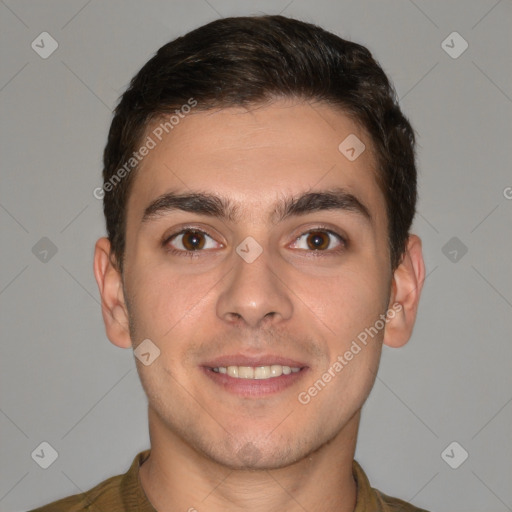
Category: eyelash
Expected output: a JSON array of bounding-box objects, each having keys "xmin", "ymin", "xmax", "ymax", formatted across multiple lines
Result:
[{"xmin": 162, "ymin": 224, "xmax": 347, "ymax": 258}]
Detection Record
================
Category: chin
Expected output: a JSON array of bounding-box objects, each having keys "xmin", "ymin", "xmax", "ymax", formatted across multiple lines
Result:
[
  {"xmin": 206, "ymin": 445, "xmax": 299, "ymax": 471},
  {"xmin": 197, "ymin": 429, "xmax": 325, "ymax": 471}
]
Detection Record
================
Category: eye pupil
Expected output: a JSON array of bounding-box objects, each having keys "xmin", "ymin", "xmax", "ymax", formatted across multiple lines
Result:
[
  {"xmin": 307, "ymin": 231, "xmax": 329, "ymax": 250},
  {"xmin": 182, "ymin": 231, "xmax": 205, "ymax": 250}
]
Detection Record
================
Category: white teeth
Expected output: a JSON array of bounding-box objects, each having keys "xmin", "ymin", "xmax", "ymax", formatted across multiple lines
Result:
[
  {"xmin": 238, "ymin": 366, "xmax": 254, "ymax": 379},
  {"xmin": 270, "ymin": 364, "xmax": 282, "ymax": 377},
  {"xmin": 254, "ymin": 366, "xmax": 270, "ymax": 379},
  {"xmin": 212, "ymin": 364, "xmax": 301, "ymax": 380}
]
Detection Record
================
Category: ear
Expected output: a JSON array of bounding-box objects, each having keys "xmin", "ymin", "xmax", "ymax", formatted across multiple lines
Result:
[
  {"xmin": 93, "ymin": 237, "xmax": 132, "ymax": 349},
  {"xmin": 383, "ymin": 234, "xmax": 425, "ymax": 348}
]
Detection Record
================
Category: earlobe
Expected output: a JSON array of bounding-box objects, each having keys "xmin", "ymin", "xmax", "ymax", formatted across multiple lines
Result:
[
  {"xmin": 93, "ymin": 237, "xmax": 132, "ymax": 349},
  {"xmin": 383, "ymin": 234, "xmax": 425, "ymax": 348}
]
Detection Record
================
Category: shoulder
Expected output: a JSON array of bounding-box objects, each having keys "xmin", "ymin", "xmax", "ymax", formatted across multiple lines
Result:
[
  {"xmin": 352, "ymin": 459, "xmax": 431, "ymax": 512},
  {"xmin": 27, "ymin": 472, "xmax": 125, "ymax": 512},
  {"xmin": 27, "ymin": 450, "xmax": 151, "ymax": 512},
  {"xmin": 374, "ymin": 488, "xmax": 432, "ymax": 512}
]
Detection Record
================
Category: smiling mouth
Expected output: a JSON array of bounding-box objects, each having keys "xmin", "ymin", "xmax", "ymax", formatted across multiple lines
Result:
[{"xmin": 211, "ymin": 364, "xmax": 302, "ymax": 380}]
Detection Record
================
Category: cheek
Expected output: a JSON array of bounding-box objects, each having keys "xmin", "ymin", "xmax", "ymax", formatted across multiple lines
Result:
[
  {"xmin": 319, "ymin": 263, "xmax": 390, "ymax": 346},
  {"xmin": 317, "ymin": 263, "xmax": 388, "ymax": 404},
  {"xmin": 125, "ymin": 263, "xmax": 218, "ymax": 343}
]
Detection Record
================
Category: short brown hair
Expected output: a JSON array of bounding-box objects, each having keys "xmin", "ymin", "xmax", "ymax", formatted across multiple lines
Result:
[{"xmin": 102, "ymin": 14, "xmax": 417, "ymax": 272}]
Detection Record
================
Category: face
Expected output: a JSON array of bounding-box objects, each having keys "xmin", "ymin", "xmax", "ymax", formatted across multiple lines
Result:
[{"xmin": 119, "ymin": 100, "xmax": 394, "ymax": 469}]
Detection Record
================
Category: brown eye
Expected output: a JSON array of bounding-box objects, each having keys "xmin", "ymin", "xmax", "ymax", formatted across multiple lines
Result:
[
  {"xmin": 290, "ymin": 228, "xmax": 345, "ymax": 252},
  {"xmin": 180, "ymin": 231, "xmax": 206, "ymax": 251},
  {"xmin": 306, "ymin": 231, "xmax": 330, "ymax": 250},
  {"xmin": 167, "ymin": 229, "xmax": 219, "ymax": 252}
]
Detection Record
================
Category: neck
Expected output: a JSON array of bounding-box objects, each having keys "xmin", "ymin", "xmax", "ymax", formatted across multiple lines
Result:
[{"xmin": 139, "ymin": 409, "xmax": 360, "ymax": 512}]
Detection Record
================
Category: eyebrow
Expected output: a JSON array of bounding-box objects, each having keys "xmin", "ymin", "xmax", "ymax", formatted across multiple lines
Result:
[{"xmin": 141, "ymin": 187, "xmax": 372, "ymax": 225}]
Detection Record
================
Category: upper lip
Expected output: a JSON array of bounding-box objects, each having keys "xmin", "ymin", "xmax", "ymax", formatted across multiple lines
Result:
[{"xmin": 203, "ymin": 354, "xmax": 307, "ymax": 368}]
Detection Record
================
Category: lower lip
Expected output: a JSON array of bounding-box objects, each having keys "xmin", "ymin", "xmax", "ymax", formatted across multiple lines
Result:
[{"xmin": 201, "ymin": 367, "xmax": 309, "ymax": 398}]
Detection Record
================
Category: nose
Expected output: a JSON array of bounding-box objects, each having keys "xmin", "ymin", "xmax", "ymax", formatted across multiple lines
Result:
[{"xmin": 216, "ymin": 241, "xmax": 293, "ymax": 329}]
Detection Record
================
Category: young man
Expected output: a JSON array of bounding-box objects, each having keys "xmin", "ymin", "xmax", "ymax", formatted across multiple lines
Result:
[{"xmin": 31, "ymin": 14, "xmax": 429, "ymax": 512}]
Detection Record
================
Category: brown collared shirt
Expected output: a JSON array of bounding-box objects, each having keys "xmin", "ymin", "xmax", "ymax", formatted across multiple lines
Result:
[{"xmin": 28, "ymin": 450, "xmax": 430, "ymax": 511}]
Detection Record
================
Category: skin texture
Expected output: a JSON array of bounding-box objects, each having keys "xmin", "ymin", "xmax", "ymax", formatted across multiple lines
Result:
[{"xmin": 94, "ymin": 99, "xmax": 425, "ymax": 512}]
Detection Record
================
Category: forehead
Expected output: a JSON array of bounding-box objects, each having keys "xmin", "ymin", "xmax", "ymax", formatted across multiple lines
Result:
[{"xmin": 126, "ymin": 100, "xmax": 385, "ymax": 226}]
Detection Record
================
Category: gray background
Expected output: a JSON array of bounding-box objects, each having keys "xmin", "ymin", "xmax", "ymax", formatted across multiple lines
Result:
[{"xmin": 1, "ymin": 1, "xmax": 511, "ymax": 511}]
